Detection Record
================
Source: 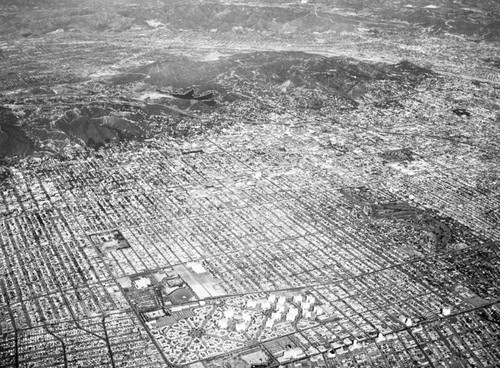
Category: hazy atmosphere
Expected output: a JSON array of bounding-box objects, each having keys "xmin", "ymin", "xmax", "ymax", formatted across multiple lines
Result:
[{"xmin": 1, "ymin": 1, "xmax": 500, "ymax": 367}]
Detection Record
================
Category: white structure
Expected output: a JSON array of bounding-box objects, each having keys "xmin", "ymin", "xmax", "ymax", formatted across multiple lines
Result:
[
  {"xmin": 286, "ymin": 307, "xmax": 298, "ymax": 322},
  {"xmin": 376, "ymin": 333, "xmax": 386, "ymax": 343},
  {"xmin": 441, "ymin": 306, "xmax": 452, "ymax": 316},
  {"xmin": 313, "ymin": 305, "xmax": 323, "ymax": 315},
  {"xmin": 348, "ymin": 339, "xmax": 361, "ymax": 351},
  {"xmin": 385, "ymin": 333, "xmax": 397, "ymax": 340},
  {"xmin": 247, "ymin": 299, "xmax": 259, "ymax": 309},
  {"xmin": 331, "ymin": 346, "xmax": 346, "ymax": 356},
  {"xmin": 242, "ymin": 311, "xmax": 252, "ymax": 323},
  {"xmin": 277, "ymin": 296, "xmax": 286, "ymax": 305},
  {"xmin": 134, "ymin": 277, "xmax": 151, "ymax": 289},
  {"xmin": 277, "ymin": 303, "xmax": 287, "ymax": 313},
  {"xmin": 265, "ymin": 318, "xmax": 275, "ymax": 329},
  {"xmin": 236, "ymin": 321, "xmax": 248, "ymax": 332},
  {"xmin": 187, "ymin": 262, "xmax": 207, "ymax": 274},
  {"xmin": 218, "ymin": 318, "xmax": 229, "ymax": 329},
  {"xmin": 293, "ymin": 294, "xmax": 303, "ymax": 304},
  {"xmin": 303, "ymin": 310, "xmax": 315, "ymax": 319},
  {"xmin": 224, "ymin": 308, "xmax": 235, "ymax": 319},
  {"xmin": 261, "ymin": 301, "xmax": 272, "ymax": 310},
  {"xmin": 279, "ymin": 347, "xmax": 305, "ymax": 363}
]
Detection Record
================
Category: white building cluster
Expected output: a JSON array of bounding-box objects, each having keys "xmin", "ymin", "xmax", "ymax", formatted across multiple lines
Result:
[{"xmin": 216, "ymin": 293, "xmax": 324, "ymax": 333}]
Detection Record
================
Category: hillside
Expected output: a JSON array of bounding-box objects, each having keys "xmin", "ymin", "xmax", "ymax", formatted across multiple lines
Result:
[
  {"xmin": 0, "ymin": 0, "xmax": 498, "ymax": 41},
  {"xmin": 0, "ymin": 51, "xmax": 438, "ymax": 160},
  {"xmin": 0, "ymin": 107, "xmax": 35, "ymax": 161}
]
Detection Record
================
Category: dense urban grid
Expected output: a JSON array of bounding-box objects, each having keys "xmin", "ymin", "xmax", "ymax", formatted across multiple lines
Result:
[
  {"xmin": 1, "ymin": 124, "xmax": 500, "ymax": 367},
  {"xmin": 1, "ymin": 0, "xmax": 500, "ymax": 367}
]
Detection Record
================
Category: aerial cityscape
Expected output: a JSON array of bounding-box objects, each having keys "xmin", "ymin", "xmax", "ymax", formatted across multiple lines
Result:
[{"xmin": 1, "ymin": 0, "xmax": 500, "ymax": 367}]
